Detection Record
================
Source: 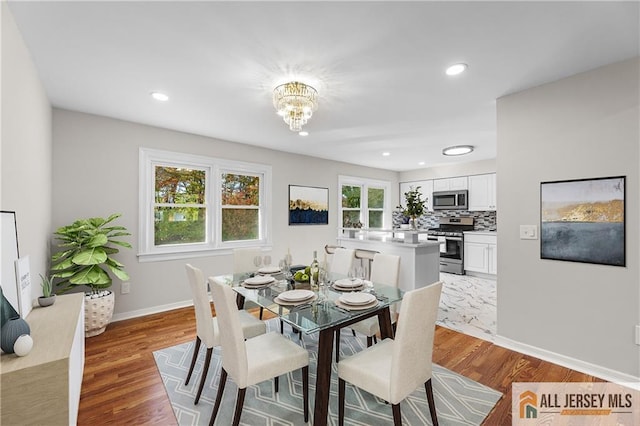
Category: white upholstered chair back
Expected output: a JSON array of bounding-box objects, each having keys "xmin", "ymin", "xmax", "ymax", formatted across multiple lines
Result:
[
  {"xmin": 390, "ymin": 281, "xmax": 442, "ymax": 403},
  {"xmin": 370, "ymin": 253, "xmax": 400, "ymax": 287},
  {"xmin": 330, "ymin": 248, "xmax": 356, "ymax": 275},
  {"xmin": 185, "ymin": 264, "xmax": 217, "ymax": 348},
  {"xmin": 209, "ymin": 277, "xmax": 250, "ymax": 387},
  {"xmin": 233, "ymin": 247, "xmax": 261, "ymax": 274}
]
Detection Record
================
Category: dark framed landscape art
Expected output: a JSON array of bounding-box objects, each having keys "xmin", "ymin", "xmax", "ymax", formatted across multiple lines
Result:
[
  {"xmin": 540, "ymin": 176, "xmax": 625, "ymax": 267},
  {"xmin": 289, "ymin": 185, "xmax": 329, "ymax": 225}
]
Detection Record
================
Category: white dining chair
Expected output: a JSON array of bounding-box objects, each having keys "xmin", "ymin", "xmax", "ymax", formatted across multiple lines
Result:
[
  {"xmin": 330, "ymin": 247, "xmax": 356, "ymax": 276},
  {"xmin": 208, "ymin": 277, "xmax": 310, "ymax": 426},
  {"xmin": 184, "ymin": 264, "xmax": 266, "ymax": 405},
  {"xmin": 336, "ymin": 253, "xmax": 401, "ymax": 361},
  {"xmin": 337, "ymin": 281, "xmax": 442, "ymax": 426}
]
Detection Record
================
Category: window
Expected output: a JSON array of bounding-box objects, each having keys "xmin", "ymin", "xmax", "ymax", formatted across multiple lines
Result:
[
  {"xmin": 139, "ymin": 148, "xmax": 271, "ymax": 261},
  {"xmin": 338, "ymin": 176, "xmax": 391, "ymax": 229}
]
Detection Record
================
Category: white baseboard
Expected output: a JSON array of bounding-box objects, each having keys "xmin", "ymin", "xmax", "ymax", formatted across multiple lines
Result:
[
  {"xmin": 495, "ymin": 334, "xmax": 640, "ymax": 388},
  {"xmin": 111, "ymin": 299, "xmax": 194, "ymax": 322}
]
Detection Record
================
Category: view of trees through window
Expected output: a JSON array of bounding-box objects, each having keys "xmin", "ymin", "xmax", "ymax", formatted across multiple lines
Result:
[
  {"xmin": 368, "ymin": 187, "xmax": 385, "ymax": 228},
  {"xmin": 341, "ymin": 185, "xmax": 361, "ymax": 227},
  {"xmin": 221, "ymin": 173, "xmax": 260, "ymax": 241},
  {"xmin": 341, "ymin": 183, "xmax": 386, "ymax": 228},
  {"xmin": 154, "ymin": 166, "xmax": 207, "ymax": 245}
]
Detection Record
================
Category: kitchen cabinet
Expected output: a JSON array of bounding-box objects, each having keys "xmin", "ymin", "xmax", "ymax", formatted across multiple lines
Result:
[
  {"xmin": 464, "ymin": 232, "xmax": 497, "ymax": 275},
  {"xmin": 433, "ymin": 176, "xmax": 468, "ymax": 191},
  {"xmin": 399, "ymin": 180, "xmax": 433, "ymax": 211},
  {"xmin": 468, "ymin": 173, "xmax": 497, "ymax": 211}
]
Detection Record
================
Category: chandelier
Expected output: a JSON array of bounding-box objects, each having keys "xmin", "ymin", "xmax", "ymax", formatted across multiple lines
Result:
[{"xmin": 272, "ymin": 81, "xmax": 318, "ymax": 132}]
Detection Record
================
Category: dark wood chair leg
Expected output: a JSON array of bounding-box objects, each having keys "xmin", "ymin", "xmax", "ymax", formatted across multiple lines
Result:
[
  {"xmin": 280, "ymin": 319, "xmax": 284, "ymax": 334},
  {"xmin": 302, "ymin": 366, "xmax": 309, "ymax": 422},
  {"xmin": 232, "ymin": 388, "xmax": 246, "ymax": 426},
  {"xmin": 185, "ymin": 337, "xmax": 201, "ymax": 385},
  {"xmin": 373, "ymin": 335, "xmax": 378, "ymax": 344},
  {"xmin": 351, "ymin": 329, "xmax": 356, "ymax": 337},
  {"xmin": 259, "ymin": 307, "xmax": 264, "ymax": 319},
  {"xmin": 274, "ymin": 376, "xmax": 279, "ymax": 393},
  {"xmin": 366, "ymin": 336, "xmax": 373, "ymax": 347},
  {"xmin": 338, "ymin": 378, "xmax": 346, "ymax": 426},
  {"xmin": 195, "ymin": 347, "xmax": 213, "ymax": 404},
  {"xmin": 335, "ymin": 329, "xmax": 340, "ymax": 363},
  {"xmin": 209, "ymin": 368, "xmax": 227, "ymax": 426},
  {"xmin": 425, "ymin": 379, "xmax": 438, "ymax": 426},
  {"xmin": 392, "ymin": 403, "xmax": 402, "ymax": 426}
]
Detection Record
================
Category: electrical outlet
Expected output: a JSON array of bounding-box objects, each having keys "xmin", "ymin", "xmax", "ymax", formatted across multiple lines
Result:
[
  {"xmin": 121, "ymin": 281, "xmax": 131, "ymax": 295},
  {"xmin": 520, "ymin": 225, "xmax": 538, "ymax": 240},
  {"xmin": 635, "ymin": 325, "xmax": 640, "ymax": 346}
]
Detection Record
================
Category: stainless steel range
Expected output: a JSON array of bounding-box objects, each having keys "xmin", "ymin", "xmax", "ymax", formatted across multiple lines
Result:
[{"xmin": 426, "ymin": 216, "xmax": 474, "ymax": 275}]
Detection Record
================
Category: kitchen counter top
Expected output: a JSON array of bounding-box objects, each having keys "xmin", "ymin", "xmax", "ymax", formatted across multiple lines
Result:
[{"xmin": 464, "ymin": 230, "xmax": 497, "ymax": 235}]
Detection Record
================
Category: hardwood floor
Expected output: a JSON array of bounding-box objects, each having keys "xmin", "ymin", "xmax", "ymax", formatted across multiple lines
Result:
[{"xmin": 79, "ymin": 306, "xmax": 602, "ymax": 425}]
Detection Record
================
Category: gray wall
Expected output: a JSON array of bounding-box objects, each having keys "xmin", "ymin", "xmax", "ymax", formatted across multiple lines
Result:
[
  {"xmin": 1, "ymin": 4, "xmax": 52, "ymax": 300},
  {"xmin": 496, "ymin": 57, "xmax": 639, "ymax": 377},
  {"xmin": 52, "ymin": 109, "xmax": 398, "ymax": 317}
]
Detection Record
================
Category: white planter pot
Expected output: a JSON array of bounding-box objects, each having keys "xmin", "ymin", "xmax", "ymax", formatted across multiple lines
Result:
[{"xmin": 84, "ymin": 290, "xmax": 114, "ymax": 337}]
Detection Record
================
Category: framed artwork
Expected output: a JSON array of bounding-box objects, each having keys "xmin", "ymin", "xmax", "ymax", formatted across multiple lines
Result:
[
  {"xmin": 289, "ymin": 185, "xmax": 329, "ymax": 225},
  {"xmin": 540, "ymin": 176, "xmax": 625, "ymax": 266}
]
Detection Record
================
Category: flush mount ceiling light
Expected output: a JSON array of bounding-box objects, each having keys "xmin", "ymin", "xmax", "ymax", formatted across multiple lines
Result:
[
  {"xmin": 443, "ymin": 145, "xmax": 474, "ymax": 156},
  {"xmin": 273, "ymin": 81, "xmax": 318, "ymax": 132},
  {"xmin": 150, "ymin": 91, "xmax": 169, "ymax": 102},
  {"xmin": 382, "ymin": 152, "xmax": 391, "ymax": 156},
  {"xmin": 445, "ymin": 63, "xmax": 467, "ymax": 76}
]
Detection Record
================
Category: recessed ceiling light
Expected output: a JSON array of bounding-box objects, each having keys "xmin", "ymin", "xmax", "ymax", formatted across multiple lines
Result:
[
  {"xmin": 298, "ymin": 131, "xmax": 309, "ymax": 136},
  {"xmin": 418, "ymin": 161, "xmax": 425, "ymax": 166},
  {"xmin": 445, "ymin": 63, "xmax": 467, "ymax": 76},
  {"xmin": 443, "ymin": 145, "xmax": 474, "ymax": 156},
  {"xmin": 150, "ymin": 91, "xmax": 169, "ymax": 102},
  {"xmin": 382, "ymin": 152, "xmax": 391, "ymax": 156}
]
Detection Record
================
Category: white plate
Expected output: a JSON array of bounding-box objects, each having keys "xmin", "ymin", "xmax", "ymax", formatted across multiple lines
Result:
[
  {"xmin": 332, "ymin": 283, "xmax": 364, "ymax": 292},
  {"xmin": 258, "ymin": 266, "xmax": 281, "ymax": 274},
  {"xmin": 278, "ymin": 289, "xmax": 315, "ymax": 302},
  {"xmin": 274, "ymin": 294, "xmax": 318, "ymax": 306},
  {"xmin": 244, "ymin": 275, "xmax": 275, "ymax": 286},
  {"xmin": 334, "ymin": 299, "xmax": 379, "ymax": 311},
  {"xmin": 339, "ymin": 292, "xmax": 376, "ymax": 306},
  {"xmin": 333, "ymin": 278, "xmax": 364, "ymax": 288}
]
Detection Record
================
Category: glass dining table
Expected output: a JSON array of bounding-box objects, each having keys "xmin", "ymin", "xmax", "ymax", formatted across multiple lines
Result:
[{"xmin": 212, "ymin": 272, "xmax": 404, "ymax": 426}]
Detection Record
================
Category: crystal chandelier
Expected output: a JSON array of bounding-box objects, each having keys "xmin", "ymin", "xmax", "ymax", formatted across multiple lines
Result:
[{"xmin": 272, "ymin": 81, "xmax": 318, "ymax": 132}]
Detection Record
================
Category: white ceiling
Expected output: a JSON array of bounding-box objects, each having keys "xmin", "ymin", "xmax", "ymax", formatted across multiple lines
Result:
[{"xmin": 7, "ymin": 1, "xmax": 639, "ymax": 171}]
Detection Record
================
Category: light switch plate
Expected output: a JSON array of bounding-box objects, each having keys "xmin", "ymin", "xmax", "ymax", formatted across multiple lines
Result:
[
  {"xmin": 121, "ymin": 281, "xmax": 131, "ymax": 294},
  {"xmin": 520, "ymin": 225, "xmax": 538, "ymax": 240}
]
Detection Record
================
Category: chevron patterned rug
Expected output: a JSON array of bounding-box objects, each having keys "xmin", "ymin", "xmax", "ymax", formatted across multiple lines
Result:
[{"xmin": 153, "ymin": 319, "xmax": 501, "ymax": 425}]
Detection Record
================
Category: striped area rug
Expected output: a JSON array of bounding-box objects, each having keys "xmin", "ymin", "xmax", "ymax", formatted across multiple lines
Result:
[{"xmin": 153, "ymin": 319, "xmax": 501, "ymax": 425}]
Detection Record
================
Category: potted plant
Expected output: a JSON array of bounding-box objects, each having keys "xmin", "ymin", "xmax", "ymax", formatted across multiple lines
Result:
[
  {"xmin": 50, "ymin": 213, "xmax": 131, "ymax": 337},
  {"xmin": 38, "ymin": 274, "xmax": 56, "ymax": 307},
  {"xmin": 401, "ymin": 186, "xmax": 428, "ymax": 229}
]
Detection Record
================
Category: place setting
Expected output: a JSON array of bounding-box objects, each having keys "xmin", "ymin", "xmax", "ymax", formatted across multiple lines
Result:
[
  {"xmin": 274, "ymin": 289, "xmax": 317, "ymax": 306},
  {"xmin": 334, "ymin": 291, "xmax": 379, "ymax": 311},
  {"xmin": 242, "ymin": 275, "xmax": 276, "ymax": 289}
]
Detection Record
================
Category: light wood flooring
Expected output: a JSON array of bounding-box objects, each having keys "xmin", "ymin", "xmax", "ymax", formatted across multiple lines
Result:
[{"xmin": 78, "ymin": 306, "xmax": 602, "ymax": 425}]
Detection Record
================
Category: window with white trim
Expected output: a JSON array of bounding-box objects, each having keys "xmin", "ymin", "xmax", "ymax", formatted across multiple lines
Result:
[
  {"xmin": 338, "ymin": 175, "xmax": 391, "ymax": 229},
  {"xmin": 139, "ymin": 148, "xmax": 271, "ymax": 261}
]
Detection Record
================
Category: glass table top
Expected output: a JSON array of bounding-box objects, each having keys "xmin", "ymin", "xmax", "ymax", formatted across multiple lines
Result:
[{"xmin": 214, "ymin": 272, "xmax": 404, "ymax": 334}]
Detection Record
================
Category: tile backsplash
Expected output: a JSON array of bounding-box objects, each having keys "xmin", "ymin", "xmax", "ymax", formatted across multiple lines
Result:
[{"xmin": 393, "ymin": 210, "xmax": 497, "ymax": 231}]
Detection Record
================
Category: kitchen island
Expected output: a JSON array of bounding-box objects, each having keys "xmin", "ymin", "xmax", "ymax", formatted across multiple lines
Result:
[{"xmin": 336, "ymin": 228, "xmax": 441, "ymax": 292}]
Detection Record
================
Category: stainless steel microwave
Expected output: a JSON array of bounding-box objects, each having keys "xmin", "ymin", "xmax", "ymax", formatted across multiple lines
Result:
[{"xmin": 432, "ymin": 190, "xmax": 468, "ymax": 210}]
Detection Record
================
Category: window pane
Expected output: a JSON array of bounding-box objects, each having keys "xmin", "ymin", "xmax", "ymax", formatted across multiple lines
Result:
[
  {"xmin": 369, "ymin": 210, "xmax": 383, "ymax": 228},
  {"xmin": 343, "ymin": 210, "xmax": 361, "ymax": 227},
  {"xmin": 222, "ymin": 208, "xmax": 259, "ymax": 241},
  {"xmin": 342, "ymin": 185, "xmax": 361, "ymax": 208},
  {"xmin": 154, "ymin": 206, "xmax": 206, "ymax": 245},
  {"xmin": 222, "ymin": 173, "xmax": 260, "ymax": 206},
  {"xmin": 155, "ymin": 166, "xmax": 205, "ymax": 204},
  {"xmin": 368, "ymin": 187, "xmax": 385, "ymax": 208}
]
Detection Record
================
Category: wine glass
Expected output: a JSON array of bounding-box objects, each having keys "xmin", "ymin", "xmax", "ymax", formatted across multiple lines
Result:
[
  {"xmin": 253, "ymin": 255, "xmax": 262, "ymax": 270},
  {"xmin": 263, "ymin": 255, "xmax": 272, "ymax": 267}
]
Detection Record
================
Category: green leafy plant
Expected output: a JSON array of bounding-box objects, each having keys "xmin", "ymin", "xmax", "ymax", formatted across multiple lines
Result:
[
  {"xmin": 50, "ymin": 213, "xmax": 132, "ymax": 294},
  {"xmin": 402, "ymin": 186, "xmax": 428, "ymax": 222},
  {"xmin": 39, "ymin": 274, "xmax": 54, "ymax": 297}
]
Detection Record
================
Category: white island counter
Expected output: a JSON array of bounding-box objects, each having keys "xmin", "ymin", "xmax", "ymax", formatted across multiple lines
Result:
[{"xmin": 336, "ymin": 228, "xmax": 441, "ymax": 292}]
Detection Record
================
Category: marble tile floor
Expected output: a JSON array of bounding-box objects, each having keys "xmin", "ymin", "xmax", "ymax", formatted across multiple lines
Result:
[{"xmin": 437, "ymin": 272, "xmax": 497, "ymax": 341}]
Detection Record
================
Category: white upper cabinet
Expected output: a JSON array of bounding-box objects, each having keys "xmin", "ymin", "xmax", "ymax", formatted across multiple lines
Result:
[
  {"xmin": 468, "ymin": 173, "xmax": 497, "ymax": 211},
  {"xmin": 433, "ymin": 176, "xmax": 468, "ymax": 191},
  {"xmin": 399, "ymin": 180, "xmax": 433, "ymax": 211}
]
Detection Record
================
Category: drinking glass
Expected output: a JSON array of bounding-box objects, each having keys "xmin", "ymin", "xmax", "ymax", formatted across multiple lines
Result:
[
  {"xmin": 263, "ymin": 255, "xmax": 272, "ymax": 267},
  {"xmin": 253, "ymin": 255, "xmax": 262, "ymax": 269}
]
